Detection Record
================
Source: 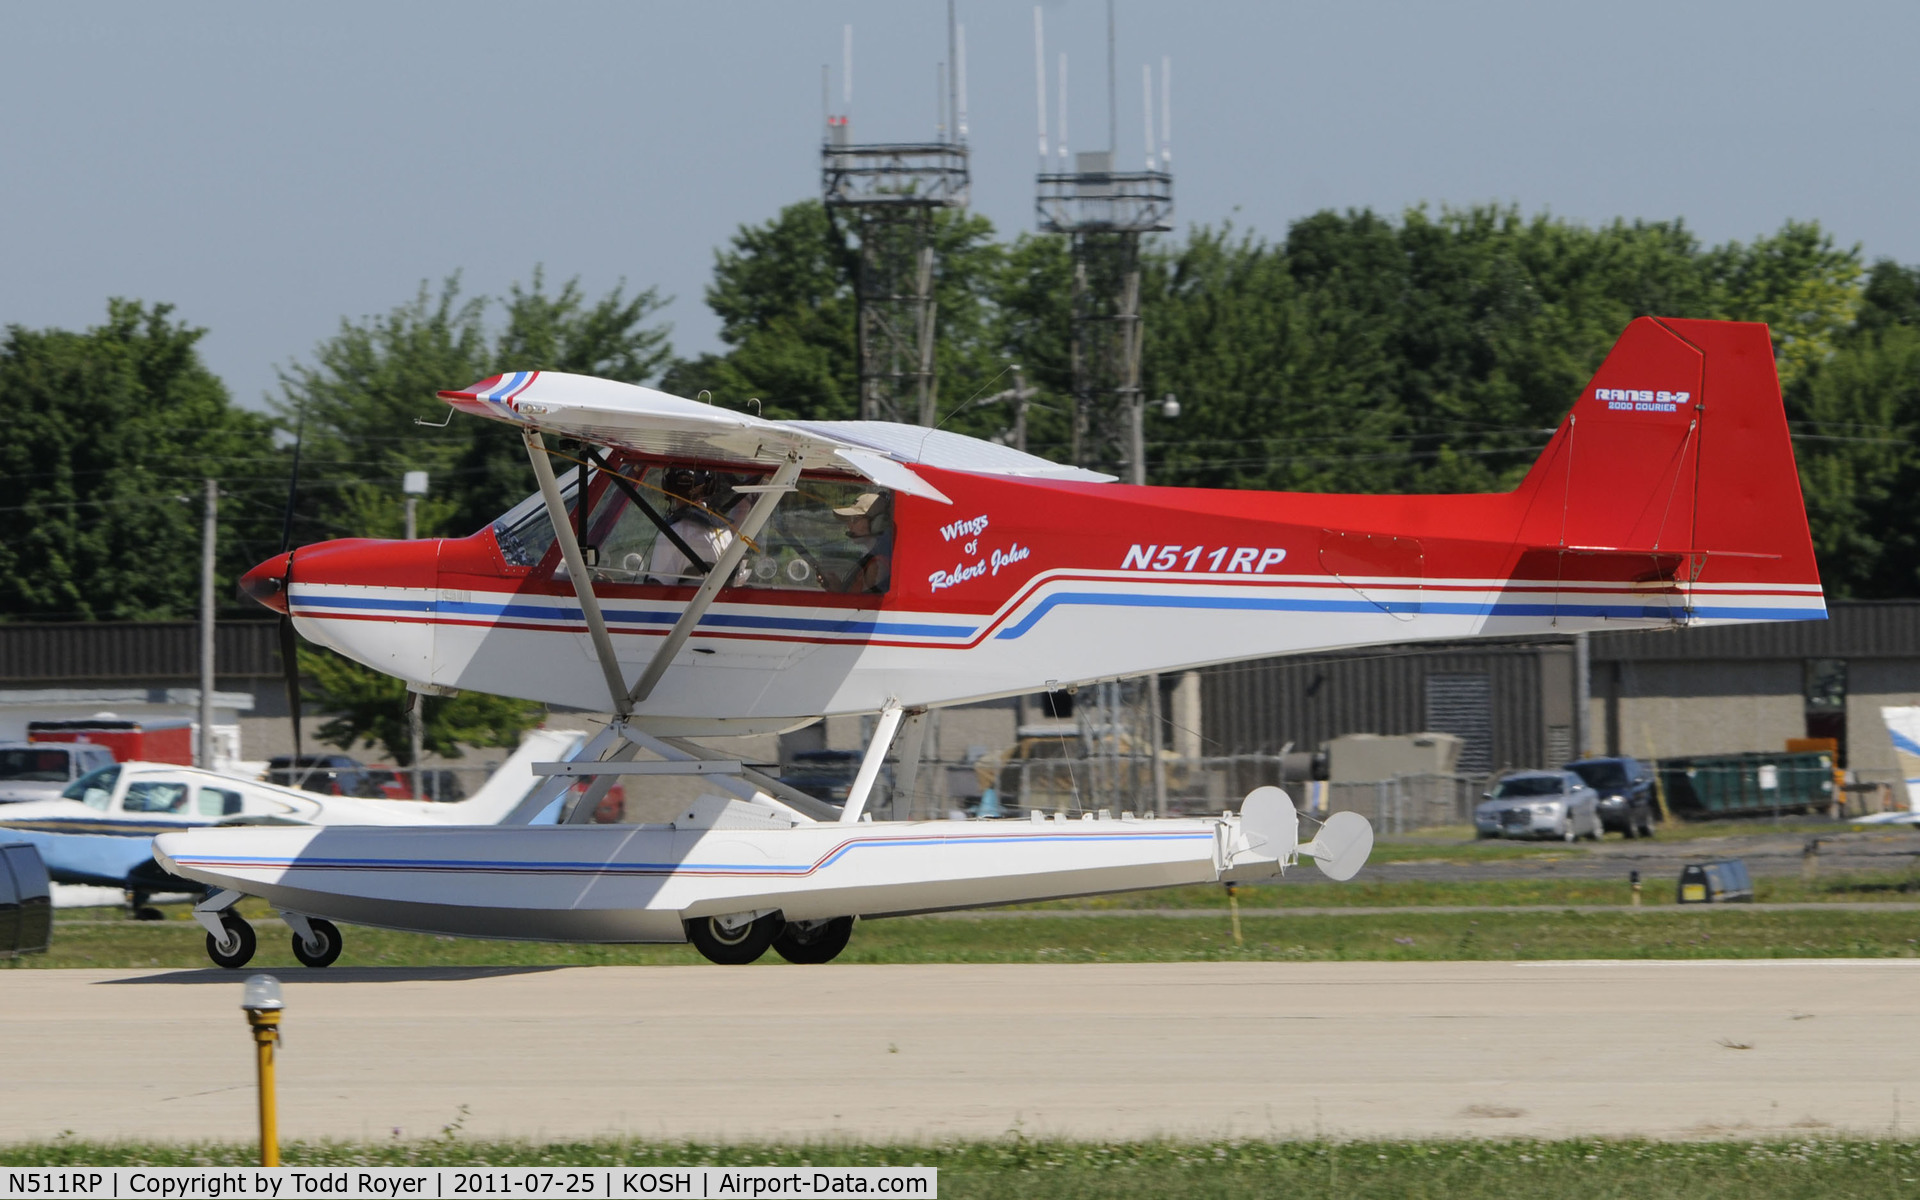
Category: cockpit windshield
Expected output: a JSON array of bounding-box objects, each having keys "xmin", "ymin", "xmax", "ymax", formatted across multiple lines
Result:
[
  {"xmin": 490, "ymin": 469, "xmax": 580, "ymax": 568},
  {"xmin": 1568, "ymin": 761, "xmax": 1631, "ymax": 791},
  {"xmin": 62, "ymin": 764, "xmax": 119, "ymax": 809},
  {"xmin": 506, "ymin": 458, "xmax": 893, "ymax": 595}
]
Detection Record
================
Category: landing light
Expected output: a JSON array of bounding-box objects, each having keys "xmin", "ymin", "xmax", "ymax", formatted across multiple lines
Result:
[{"xmin": 241, "ymin": 973, "xmax": 282, "ymax": 1012}]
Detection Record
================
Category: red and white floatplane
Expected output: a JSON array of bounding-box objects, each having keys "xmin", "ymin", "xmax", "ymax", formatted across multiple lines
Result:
[{"xmin": 156, "ymin": 317, "xmax": 1825, "ymax": 966}]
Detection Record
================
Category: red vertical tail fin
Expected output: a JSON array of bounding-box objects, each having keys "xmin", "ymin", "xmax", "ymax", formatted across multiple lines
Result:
[{"xmin": 1512, "ymin": 317, "xmax": 1822, "ymax": 605}]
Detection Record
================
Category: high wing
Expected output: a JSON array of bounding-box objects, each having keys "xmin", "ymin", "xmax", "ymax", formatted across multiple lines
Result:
[{"xmin": 437, "ymin": 371, "xmax": 1114, "ymax": 504}]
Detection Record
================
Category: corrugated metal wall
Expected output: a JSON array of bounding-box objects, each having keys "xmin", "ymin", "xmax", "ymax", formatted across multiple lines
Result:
[
  {"xmin": 1199, "ymin": 643, "xmax": 1557, "ymax": 773},
  {"xmin": 0, "ymin": 622, "xmax": 281, "ymax": 682},
  {"xmin": 1593, "ymin": 601, "xmax": 1920, "ymax": 661}
]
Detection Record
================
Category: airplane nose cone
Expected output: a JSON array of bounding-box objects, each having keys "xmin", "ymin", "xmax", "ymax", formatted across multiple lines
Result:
[{"xmin": 239, "ymin": 553, "xmax": 291, "ymax": 614}]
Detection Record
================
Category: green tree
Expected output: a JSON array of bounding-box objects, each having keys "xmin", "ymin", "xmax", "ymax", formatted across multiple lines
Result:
[
  {"xmin": 1785, "ymin": 258, "xmax": 1920, "ymax": 598},
  {"xmin": 1706, "ymin": 220, "xmax": 1863, "ymax": 390},
  {"xmin": 668, "ymin": 199, "xmax": 1906, "ymax": 597},
  {"xmin": 1140, "ymin": 208, "xmax": 1718, "ymax": 495},
  {"xmin": 0, "ymin": 300, "xmax": 281, "ymax": 620},
  {"xmin": 279, "ymin": 269, "xmax": 673, "ymax": 544},
  {"xmin": 664, "ymin": 200, "xmax": 1010, "ymax": 430},
  {"xmin": 273, "ymin": 271, "xmax": 670, "ymax": 755}
]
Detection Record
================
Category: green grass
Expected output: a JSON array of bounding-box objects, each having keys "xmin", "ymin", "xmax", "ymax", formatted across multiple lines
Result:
[
  {"xmin": 1027, "ymin": 868, "xmax": 1920, "ymax": 910},
  {"xmin": 19, "ymin": 899, "xmax": 1920, "ymax": 969},
  {"xmin": 6, "ymin": 1137, "xmax": 1920, "ymax": 1198}
]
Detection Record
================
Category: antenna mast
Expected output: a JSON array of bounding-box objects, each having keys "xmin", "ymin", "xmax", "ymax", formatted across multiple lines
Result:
[
  {"xmin": 1036, "ymin": 34, "xmax": 1172, "ymax": 478},
  {"xmin": 1106, "ymin": 0, "xmax": 1117, "ymax": 153},
  {"xmin": 1058, "ymin": 52, "xmax": 1069, "ymax": 165},
  {"xmin": 822, "ymin": 14, "xmax": 970, "ymax": 427},
  {"xmin": 1034, "ymin": 10, "xmax": 1177, "ymax": 820},
  {"xmin": 1033, "ymin": 9, "xmax": 1048, "ymax": 170},
  {"xmin": 956, "ymin": 23, "xmax": 968, "ymax": 141},
  {"xmin": 947, "ymin": 0, "xmax": 959, "ymax": 144}
]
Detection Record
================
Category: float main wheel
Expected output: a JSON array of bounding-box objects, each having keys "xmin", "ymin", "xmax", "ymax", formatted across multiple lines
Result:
[
  {"xmin": 686, "ymin": 913, "xmax": 783, "ymax": 965},
  {"xmin": 772, "ymin": 916, "xmax": 854, "ymax": 964},
  {"xmin": 291, "ymin": 917, "xmax": 344, "ymax": 968},
  {"xmin": 206, "ymin": 913, "xmax": 257, "ymax": 969}
]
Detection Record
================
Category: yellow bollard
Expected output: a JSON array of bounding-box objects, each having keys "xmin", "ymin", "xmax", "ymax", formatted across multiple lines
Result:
[
  {"xmin": 1631, "ymin": 870, "xmax": 1642, "ymax": 907},
  {"xmin": 1226, "ymin": 883, "xmax": 1243, "ymax": 946},
  {"xmin": 242, "ymin": 975, "xmax": 283, "ymax": 1167}
]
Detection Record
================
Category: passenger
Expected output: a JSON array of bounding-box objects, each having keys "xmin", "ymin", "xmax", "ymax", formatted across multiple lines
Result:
[
  {"xmin": 832, "ymin": 492, "xmax": 893, "ymax": 594},
  {"xmin": 646, "ymin": 468, "xmax": 733, "ymax": 584}
]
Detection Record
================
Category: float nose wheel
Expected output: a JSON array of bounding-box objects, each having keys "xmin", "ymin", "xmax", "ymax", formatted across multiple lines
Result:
[
  {"xmin": 205, "ymin": 913, "xmax": 257, "ymax": 969},
  {"xmin": 291, "ymin": 917, "xmax": 344, "ymax": 968},
  {"xmin": 686, "ymin": 912, "xmax": 784, "ymax": 964}
]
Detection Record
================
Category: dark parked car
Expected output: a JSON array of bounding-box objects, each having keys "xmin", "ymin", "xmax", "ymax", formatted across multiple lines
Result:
[
  {"xmin": 267, "ymin": 754, "xmax": 378, "ymax": 796},
  {"xmin": 361, "ymin": 767, "xmax": 468, "ymax": 803},
  {"xmin": 1567, "ymin": 756, "xmax": 1658, "ymax": 838}
]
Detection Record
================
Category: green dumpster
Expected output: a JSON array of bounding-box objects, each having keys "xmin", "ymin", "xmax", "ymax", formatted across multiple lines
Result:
[{"xmin": 1656, "ymin": 751, "xmax": 1835, "ymax": 819}]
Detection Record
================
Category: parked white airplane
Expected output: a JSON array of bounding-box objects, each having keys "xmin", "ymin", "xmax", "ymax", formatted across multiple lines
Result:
[
  {"xmin": 0, "ymin": 728, "xmax": 585, "ymax": 924},
  {"xmin": 1852, "ymin": 707, "xmax": 1920, "ymax": 825}
]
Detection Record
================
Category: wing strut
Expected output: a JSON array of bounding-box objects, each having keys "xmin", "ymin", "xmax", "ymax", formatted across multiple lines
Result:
[
  {"xmin": 624, "ymin": 459, "xmax": 803, "ymax": 707},
  {"xmin": 840, "ymin": 701, "xmax": 905, "ymax": 824},
  {"xmin": 525, "ymin": 430, "xmax": 633, "ymax": 717}
]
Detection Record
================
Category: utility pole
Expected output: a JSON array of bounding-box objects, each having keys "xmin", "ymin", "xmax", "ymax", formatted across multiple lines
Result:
[
  {"xmin": 403, "ymin": 472, "xmax": 429, "ymax": 796},
  {"xmin": 199, "ymin": 478, "xmax": 217, "ymax": 770},
  {"xmin": 1574, "ymin": 631, "xmax": 1592, "ymax": 762},
  {"xmin": 1009, "ymin": 366, "xmax": 1031, "ymax": 454},
  {"xmin": 977, "ymin": 366, "xmax": 1035, "ymax": 453}
]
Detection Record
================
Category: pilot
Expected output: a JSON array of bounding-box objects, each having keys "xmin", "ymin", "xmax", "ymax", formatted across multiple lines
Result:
[
  {"xmin": 832, "ymin": 491, "xmax": 893, "ymax": 594},
  {"xmin": 646, "ymin": 468, "xmax": 734, "ymax": 584}
]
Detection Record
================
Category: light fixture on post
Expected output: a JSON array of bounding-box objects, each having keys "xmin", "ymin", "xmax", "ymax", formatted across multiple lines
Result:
[
  {"xmin": 401, "ymin": 471, "xmax": 429, "ymax": 540},
  {"xmin": 240, "ymin": 973, "xmax": 284, "ymax": 1166}
]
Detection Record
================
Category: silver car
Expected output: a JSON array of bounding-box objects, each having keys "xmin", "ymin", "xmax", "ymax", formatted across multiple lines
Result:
[{"xmin": 1474, "ymin": 770, "xmax": 1603, "ymax": 841}]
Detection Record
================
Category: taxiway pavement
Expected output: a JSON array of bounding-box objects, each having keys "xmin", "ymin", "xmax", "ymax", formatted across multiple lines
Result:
[{"xmin": 7, "ymin": 962, "xmax": 1916, "ymax": 1143}]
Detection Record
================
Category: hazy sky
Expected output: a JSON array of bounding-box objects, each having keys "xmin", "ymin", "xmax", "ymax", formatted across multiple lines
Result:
[{"xmin": 4, "ymin": 1, "xmax": 1915, "ymax": 412}]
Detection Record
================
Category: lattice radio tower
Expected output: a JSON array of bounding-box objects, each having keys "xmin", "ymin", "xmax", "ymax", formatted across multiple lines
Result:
[
  {"xmin": 1034, "ymin": 3, "xmax": 1173, "ymax": 482},
  {"xmin": 821, "ymin": 9, "xmax": 970, "ymax": 426}
]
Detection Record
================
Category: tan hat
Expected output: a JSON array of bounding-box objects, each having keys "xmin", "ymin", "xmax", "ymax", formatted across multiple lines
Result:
[{"xmin": 833, "ymin": 492, "xmax": 883, "ymax": 518}]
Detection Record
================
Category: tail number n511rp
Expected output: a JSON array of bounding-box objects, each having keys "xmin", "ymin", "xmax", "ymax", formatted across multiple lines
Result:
[{"xmin": 1121, "ymin": 545, "xmax": 1288, "ymax": 573}]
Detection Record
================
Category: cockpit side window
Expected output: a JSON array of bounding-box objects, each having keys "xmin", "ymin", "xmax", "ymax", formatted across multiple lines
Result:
[
  {"xmin": 123, "ymin": 781, "xmax": 190, "ymax": 813},
  {"xmin": 760, "ymin": 478, "xmax": 893, "ymax": 594},
  {"xmin": 199, "ymin": 787, "xmax": 244, "ymax": 817},
  {"xmin": 540, "ymin": 458, "xmax": 894, "ymax": 595}
]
